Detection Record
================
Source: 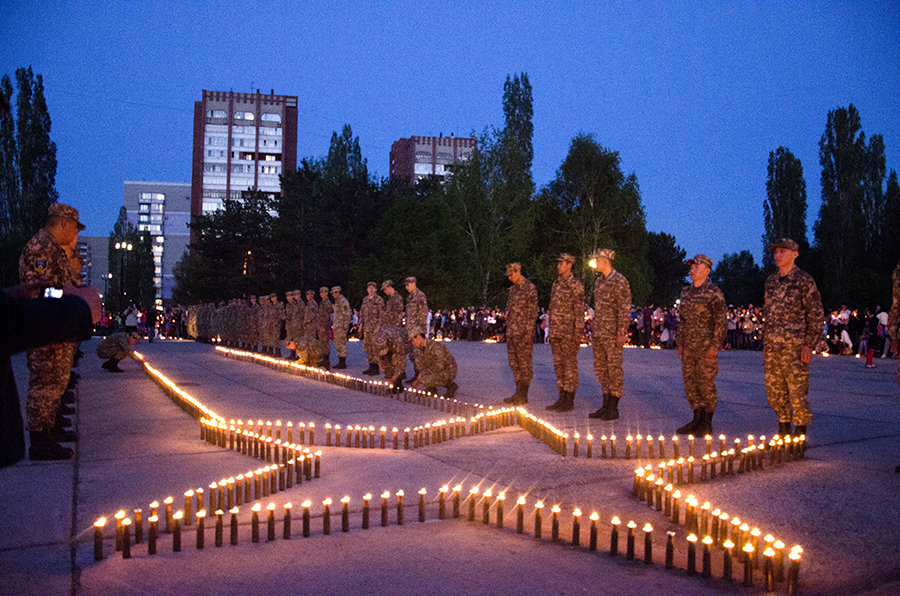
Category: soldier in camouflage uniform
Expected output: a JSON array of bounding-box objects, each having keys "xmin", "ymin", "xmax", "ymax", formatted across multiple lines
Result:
[
  {"xmin": 404, "ymin": 276, "xmax": 428, "ymax": 380},
  {"xmin": 283, "ymin": 291, "xmax": 303, "ymax": 358},
  {"xmin": 302, "ymin": 290, "xmax": 318, "ymax": 340},
  {"xmin": 381, "ymin": 280, "xmax": 404, "ymax": 326},
  {"xmin": 270, "ymin": 294, "xmax": 286, "ymax": 356},
  {"xmin": 18, "ymin": 203, "xmax": 84, "ymax": 460},
  {"xmin": 889, "ymin": 259, "xmax": 900, "ymax": 386},
  {"xmin": 502, "ymin": 263, "xmax": 539, "ymax": 405},
  {"xmin": 246, "ymin": 295, "xmax": 261, "ymax": 352},
  {"xmin": 674, "ymin": 254, "xmax": 727, "ymax": 435},
  {"xmin": 587, "ymin": 249, "xmax": 632, "ymax": 420},
  {"xmin": 316, "ymin": 286, "xmax": 333, "ymax": 369},
  {"xmin": 546, "ymin": 253, "xmax": 585, "ymax": 412},
  {"xmin": 330, "ymin": 286, "xmax": 352, "ymax": 369},
  {"xmin": 374, "ymin": 325, "xmax": 410, "ymax": 393},
  {"xmin": 360, "ymin": 281, "xmax": 385, "ymax": 375},
  {"xmin": 410, "ymin": 333, "xmax": 458, "ymax": 398},
  {"xmin": 763, "ymin": 238, "xmax": 824, "ymax": 436}
]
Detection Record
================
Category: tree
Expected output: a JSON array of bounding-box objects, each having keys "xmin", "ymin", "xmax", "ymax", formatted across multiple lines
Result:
[
  {"xmin": 498, "ymin": 73, "xmax": 535, "ymax": 259},
  {"xmin": 646, "ymin": 231, "xmax": 688, "ymax": 307},
  {"xmin": 710, "ymin": 251, "xmax": 764, "ymax": 307},
  {"xmin": 762, "ymin": 147, "xmax": 808, "ymax": 270},
  {"xmin": 539, "ymin": 133, "xmax": 651, "ymax": 304},
  {"xmin": 107, "ymin": 207, "xmax": 155, "ymax": 312},
  {"xmin": 882, "ymin": 171, "xmax": 900, "ymax": 273}
]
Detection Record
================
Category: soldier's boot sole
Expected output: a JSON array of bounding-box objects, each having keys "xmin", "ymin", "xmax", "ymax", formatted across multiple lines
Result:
[
  {"xmin": 599, "ymin": 396, "xmax": 620, "ymax": 420},
  {"xmin": 676, "ymin": 409, "xmax": 702, "ymax": 434}
]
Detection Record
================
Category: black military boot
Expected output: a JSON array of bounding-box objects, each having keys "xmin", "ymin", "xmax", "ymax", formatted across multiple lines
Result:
[
  {"xmin": 392, "ymin": 373, "xmax": 406, "ymax": 394},
  {"xmin": 589, "ymin": 394, "xmax": 611, "ymax": 419},
  {"xmin": 677, "ymin": 409, "xmax": 701, "ymax": 434},
  {"xmin": 363, "ymin": 363, "xmax": 378, "ymax": 375},
  {"xmin": 556, "ymin": 391, "xmax": 575, "ymax": 412},
  {"xmin": 699, "ymin": 410, "xmax": 714, "ymax": 436},
  {"xmin": 55, "ymin": 413, "xmax": 72, "ymax": 429},
  {"xmin": 52, "ymin": 427, "xmax": 77, "ymax": 442},
  {"xmin": 29, "ymin": 431, "xmax": 74, "ymax": 461},
  {"xmin": 546, "ymin": 390, "xmax": 568, "ymax": 411},
  {"xmin": 335, "ymin": 357, "xmax": 347, "ymax": 369},
  {"xmin": 516, "ymin": 382, "xmax": 529, "ymax": 405},
  {"xmin": 445, "ymin": 381, "xmax": 458, "ymax": 399},
  {"xmin": 793, "ymin": 425, "xmax": 807, "ymax": 437},
  {"xmin": 599, "ymin": 396, "xmax": 620, "ymax": 420},
  {"xmin": 778, "ymin": 421, "xmax": 792, "ymax": 436},
  {"xmin": 61, "ymin": 391, "xmax": 76, "ymax": 405}
]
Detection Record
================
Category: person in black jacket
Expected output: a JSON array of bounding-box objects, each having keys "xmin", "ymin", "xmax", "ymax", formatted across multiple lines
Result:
[{"xmin": 1, "ymin": 283, "xmax": 100, "ymax": 465}]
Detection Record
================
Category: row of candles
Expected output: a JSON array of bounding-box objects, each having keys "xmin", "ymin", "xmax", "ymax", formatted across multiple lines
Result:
[
  {"xmin": 216, "ymin": 346, "xmax": 476, "ymax": 417},
  {"xmin": 631, "ymin": 468, "xmax": 802, "ymax": 590},
  {"xmin": 135, "ymin": 352, "xmax": 227, "ymax": 427},
  {"xmin": 92, "ymin": 484, "xmax": 801, "ymax": 593}
]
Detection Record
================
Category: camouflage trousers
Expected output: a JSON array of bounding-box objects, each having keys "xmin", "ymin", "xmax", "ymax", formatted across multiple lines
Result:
[
  {"xmin": 550, "ymin": 335, "xmax": 580, "ymax": 392},
  {"xmin": 591, "ymin": 337, "xmax": 624, "ymax": 397},
  {"xmin": 26, "ymin": 343, "xmax": 73, "ymax": 432},
  {"xmin": 333, "ymin": 326, "xmax": 348, "ymax": 358},
  {"xmin": 363, "ymin": 330, "xmax": 378, "ymax": 363},
  {"xmin": 506, "ymin": 335, "xmax": 534, "ymax": 384},
  {"xmin": 380, "ymin": 351, "xmax": 407, "ymax": 379},
  {"xmin": 763, "ymin": 341, "xmax": 812, "ymax": 425},
  {"xmin": 680, "ymin": 348, "xmax": 718, "ymax": 412}
]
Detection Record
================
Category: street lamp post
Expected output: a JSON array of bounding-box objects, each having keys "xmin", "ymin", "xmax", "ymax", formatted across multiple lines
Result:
[{"xmin": 114, "ymin": 241, "xmax": 133, "ymax": 311}]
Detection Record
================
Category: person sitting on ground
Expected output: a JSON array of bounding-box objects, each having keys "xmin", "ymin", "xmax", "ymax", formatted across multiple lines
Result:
[
  {"xmin": 96, "ymin": 331, "xmax": 141, "ymax": 372},
  {"xmin": 408, "ymin": 332, "xmax": 458, "ymax": 398}
]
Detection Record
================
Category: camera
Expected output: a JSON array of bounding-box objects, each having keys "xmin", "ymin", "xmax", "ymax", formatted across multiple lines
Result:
[{"xmin": 43, "ymin": 287, "xmax": 64, "ymax": 299}]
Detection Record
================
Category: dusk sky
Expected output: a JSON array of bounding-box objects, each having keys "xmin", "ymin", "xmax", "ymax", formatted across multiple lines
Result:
[{"xmin": 2, "ymin": 1, "xmax": 898, "ymax": 265}]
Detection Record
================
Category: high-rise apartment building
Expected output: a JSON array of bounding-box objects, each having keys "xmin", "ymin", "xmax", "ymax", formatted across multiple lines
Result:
[
  {"xmin": 191, "ymin": 89, "xmax": 298, "ymax": 223},
  {"xmin": 76, "ymin": 235, "xmax": 109, "ymax": 295},
  {"xmin": 123, "ymin": 180, "xmax": 191, "ymax": 305},
  {"xmin": 389, "ymin": 134, "xmax": 477, "ymax": 183}
]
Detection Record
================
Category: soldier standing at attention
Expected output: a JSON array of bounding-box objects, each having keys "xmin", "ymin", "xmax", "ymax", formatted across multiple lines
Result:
[
  {"xmin": 587, "ymin": 249, "xmax": 632, "ymax": 421},
  {"xmin": 763, "ymin": 238, "xmax": 824, "ymax": 437},
  {"xmin": 888, "ymin": 259, "xmax": 900, "ymax": 386},
  {"xmin": 360, "ymin": 281, "xmax": 385, "ymax": 375},
  {"xmin": 18, "ymin": 203, "xmax": 83, "ymax": 460},
  {"xmin": 674, "ymin": 254, "xmax": 726, "ymax": 435},
  {"xmin": 316, "ymin": 286, "xmax": 333, "ymax": 369},
  {"xmin": 302, "ymin": 290, "xmax": 318, "ymax": 340},
  {"xmin": 546, "ymin": 253, "xmax": 584, "ymax": 412},
  {"xmin": 404, "ymin": 276, "xmax": 428, "ymax": 381},
  {"xmin": 381, "ymin": 280, "xmax": 404, "ymax": 326},
  {"xmin": 248, "ymin": 294, "xmax": 261, "ymax": 352},
  {"xmin": 409, "ymin": 333, "xmax": 458, "ymax": 398},
  {"xmin": 502, "ymin": 263, "xmax": 538, "ymax": 405},
  {"xmin": 283, "ymin": 291, "xmax": 302, "ymax": 358},
  {"xmin": 331, "ymin": 286, "xmax": 351, "ymax": 369}
]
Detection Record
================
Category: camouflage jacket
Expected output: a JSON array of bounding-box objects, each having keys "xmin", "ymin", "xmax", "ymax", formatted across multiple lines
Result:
[
  {"xmin": 19, "ymin": 228, "xmax": 73, "ymax": 286},
  {"xmin": 374, "ymin": 325, "xmax": 409, "ymax": 357},
  {"xmin": 419, "ymin": 340, "xmax": 458, "ymax": 378},
  {"xmin": 763, "ymin": 266, "xmax": 823, "ymax": 347},
  {"xmin": 549, "ymin": 273, "xmax": 584, "ymax": 341},
  {"xmin": 592, "ymin": 269, "xmax": 632, "ymax": 338},
  {"xmin": 405, "ymin": 289, "xmax": 428, "ymax": 336},
  {"xmin": 383, "ymin": 292, "xmax": 404, "ymax": 326},
  {"xmin": 332, "ymin": 295, "xmax": 352, "ymax": 328},
  {"xmin": 506, "ymin": 278, "xmax": 538, "ymax": 339},
  {"xmin": 678, "ymin": 281, "xmax": 727, "ymax": 351},
  {"xmin": 317, "ymin": 298, "xmax": 333, "ymax": 335},
  {"xmin": 302, "ymin": 300, "xmax": 318, "ymax": 338},
  {"xmin": 889, "ymin": 260, "xmax": 900, "ymax": 339},
  {"xmin": 360, "ymin": 294, "xmax": 385, "ymax": 333},
  {"xmin": 285, "ymin": 301, "xmax": 304, "ymax": 340}
]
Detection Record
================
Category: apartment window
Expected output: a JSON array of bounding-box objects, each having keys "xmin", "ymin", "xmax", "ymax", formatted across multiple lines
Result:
[
  {"xmin": 234, "ymin": 111, "xmax": 255, "ymax": 121},
  {"xmin": 139, "ymin": 203, "xmax": 150, "ymax": 213},
  {"xmin": 261, "ymin": 113, "xmax": 281, "ymax": 123}
]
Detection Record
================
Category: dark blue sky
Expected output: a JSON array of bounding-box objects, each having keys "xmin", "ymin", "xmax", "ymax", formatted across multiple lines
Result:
[{"xmin": 2, "ymin": 1, "xmax": 898, "ymax": 264}]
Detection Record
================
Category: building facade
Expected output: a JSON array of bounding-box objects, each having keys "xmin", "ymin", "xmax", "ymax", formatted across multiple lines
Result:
[
  {"xmin": 76, "ymin": 235, "xmax": 109, "ymax": 297},
  {"xmin": 191, "ymin": 89, "xmax": 298, "ymax": 223},
  {"xmin": 123, "ymin": 180, "xmax": 191, "ymax": 305},
  {"xmin": 389, "ymin": 134, "xmax": 476, "ymax": 183}
]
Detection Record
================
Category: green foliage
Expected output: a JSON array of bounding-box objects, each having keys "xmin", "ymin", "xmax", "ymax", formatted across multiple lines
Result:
[
  {"xmin": 107, "ymin": 207, "xmax": 155, "ymax": 311},
  {"xmin": 646, "ymin": 231, "xmax": 688, "ymax": 307},
  {"xmin": 762, "ymin": 147, "xmax": 808, "ymax": 270},
  {"xmin": 711, "ymin": 251, "xmax": 765, "ymax": 307}
]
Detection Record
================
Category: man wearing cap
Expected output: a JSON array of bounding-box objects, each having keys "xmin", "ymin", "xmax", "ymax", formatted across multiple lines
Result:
[
  {"xmin": 381, "ymin": 280, "xmax": 404, "ymax": 326},
  {"xmin": 18, "ymin": 203, "xmax": 84, "ymax": 460},
  {"xmin": 374, "ymin": 325, "xmax": 410, "ymax": 393},
  {"xmin": 248, "ymin": 294, "xmax": 261, "ymax": 352},
  {"xmin": 587, "ymin": 249, "xmax": 632, "ymax": 420},
  {"xmin": 409, "ymin": 333, "xmax": 458, "ymax": 398},
  {"xmin": 674, "ymin": 254, "xmax": 727, "ymax": 435},
  {"xmin": 96, "ymin": 331, "xmax": 141, "ymax": 372},
  {"xmin": 502, "ymin": 263, "xmax": 538, "ymax": 405},
  {"xmin": 404, "ymin": 276, "xmax": 428, "ymax": 381},
  {"xmin": 302, "ymin": 290, "xmax": 318, "ymax": 340},
  {"xmin": 546, "ymin": 253, "xmax": 585, "ymax": 412},
  {"xmin": 283, "ymin": 291, "xmax": 303, "ymax": 358},
  {"xmin": 360, "ymin": 281, "xmax": 385, "ymax": 375},
  {"xmin": 331, "ymin": 286, "xmax": 351, "ymax": 369},
  {"xmin": 763, "ymin": 238, "xmax": 823, "ymax": 436},
  {"xmin": 316, "ymin": 286, "xmax": 333, "ymax": 369}
]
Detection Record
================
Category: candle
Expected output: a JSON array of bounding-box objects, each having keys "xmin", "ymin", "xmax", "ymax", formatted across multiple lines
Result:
[
  {"xmin": 121, "ymin": 518, "xmax": 131, "ymax": 559},
  {"xmin": 625, "ymin": 521, "xmax": 637, "ymax": 560},
  {"xmin": 763, "ymin": 534, "xmax": 774, "ymax": 569},
  {"xmin": 395, "ymin": 491, "xmax": 405, "ymax": 525},
  {"xmin": 601, "ymin": 435, "xmax": 608, "ymax": 458},
  {"xmin": 438, "ymin": 486, "xmax": 448, "ymax": 520},
  {"xmin": 719, "ymin": 513, "xmax": 730, "ymax": 545},
  {"xmin": 362, "ymin": 493, "xmax": 372, "ymax": 529},
  {"xmin": 686, "ymin": 533, "xmax": 698, "ymax": 575},
  {"xmin": 764, "ymin": 547, "xmax": 776, "ymax": 590},
  {"xmin": 722, "ymin": 539, "xmax": 734, "ymax": 581},
  {"xmin": 342, "ymin": 496, "xmax": 351, "ymax": 531},
  {"xmin": 131, "ymin": 509, "xmax": 142, "ymax": 545},
  {"xmin": 787, "ymin": 551, "xmax": 801, "ymax": 595},
  {"xmin": 325, "ymin": 422, "xmax": 333, "ymax": 446},
  {"xmin": 610, "ymin": 435, "xmax": 617, "ymax": 458},
  {"xmin": 172, "ymin": 511, "xmax": 183, "ymax": 552},
  {"xmin": 742, "ymin": 543, "xmax": 755, "ymax": 587},
  {"xmin": 730, "ymin": 516, "xmax": 741, "ymax": 544},
  {"xmin": 323, "ymin": 498, "xmax": 333, "ymax": 534},
  {"xmin": 482, "ymin": 490, "xmax": 492, "ymax": 525},
  {"xmin": 380, "ymin": 426, "xmax": 387, "ymax": 449},
  {"xmin": 264, "ymin": 502, "xmax": 275, "ymax": 541},
  {"xmin": 687, "ymin": 456, "xmax": 695, "ymax": 483},
  {"xmin": 381, "ymin": 491, "xmax": 390, "ymax": 527},
  {"xmin": 302, "ymin": 500, "xmax": 312, "ymax": 537},
  {"xmin": 213, "ymin": 509, "xmax": 223, "ymax": 547},
  {"xmin": 115, "ymin": 510, "xmax": 126, "ymax": 551},
  {"xmin": 184, "ymin": 490, "xmax": 194, "ymax": 525},
  {"xmin": 626, "ymin": 434, "xmax": 632, "ymax": 459},
  {"xmin": 93, "ymin": 518, "xmax": 105, "ymax": 561},
  {"xmin": 251, "ymin": 504, "xmax": 261, "ymax": 543},
  {"xmin": 672, "ymin": 435, "xmax": 679, "ymax": 457},
  {"xmin": 643, "ymin": 523, "xmax": 653, "ymax": 564},
  {"xmin": 516, "ymin": 497, "xmax": 526, "ymax": 534},
  {"xmin": 664, "ymin": 484, "xmax": 673, "ymax": 517},
  {"xmin": 700, "ymin": 502, "xmax": 711, "ymax": 536},
  {"xmin": 689, "ymin": 434, "xmax": 695, "ymax": 458},
  {"xmin": 655, "ymin": 478, "xmax": 664, "ymax": 510},
  {"xmin": 573, "ymin": 432, "xmax": 579, "ymax": 458},
  {"xmin": 587, "ymin": 434, "xmax": 593, "ymax": 458},
  {"xmin": 404, "ymin": 427, "xmax": 410, "ymax": 450},
  {"xmin": 550, "ymin": 505, "xmax": 561, "ymax": 542},
  {"xmin": 149, "ymin": 500, "xmax": 159, "ymax": 521},
  {"xmin": 701, "ymin": 535, "xmax": 713, "ymax": 577},
  {"xmin": 148, "ymin": 515, "xmax": 158, "ymax": 554},
  {"xmin": 195, "ymin": 510, "xmax": 206, "ymax": 549},
  {"xmin": 452, "ymin": 485, "xmax": 462, "ymax": 519},
  {"xmin": 418, "ymin": 489, "xmax": 427, "ymax": 523},
  {"xmin": 392, "ymin": 427, "xmax": 399, "ymax": 450},
  {"xmin": 468, "ymin": 487, "xmax": 478, "ymax": 522},
  {"xmin": 671, "ymin": 490, "xmax": 681, "ymax": 524},
  {"xmin": 633, "ymin": 468, "xmax": 645, "ymax": 498},
  {"xmin": 658, "ymin": 434, "xmax": 666, "ymax": 458},
  {"xmin": 665, "ymin": 531, "xmax": 675, "ymax": 569},
  {"xmin": 589, "ymin": 512, "xmax": 599, "ymax": 551},
  {"xmin": 164, "ymin": 497, "xmax": 174, "ymax": 533},
  {"xmin": 774, "ymin": 540, "xmax": 786, "ymax": 582}
]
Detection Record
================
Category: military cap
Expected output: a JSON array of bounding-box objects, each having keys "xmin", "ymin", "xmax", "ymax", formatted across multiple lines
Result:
[
  {"xmin": 129, "ymin": 331, "xmax": 142, "ymax": 341},
  {"xmin": 330, "ymin": 285, "xmax": 341, "ymax": 293},
  {"xmin": 556, "ymin": 253, "xmax": 576, "ymax": 264},
  {"xmin": 366, "ymin": 281, "xmax": 377, "ymax": 288},
  {"xmin": 381, "ymin": 280, "xmax": 393, "ymax": 290},
  {"xmin": 686, "ymin": 254, "xmax": 713, "ymax": 269},
  {"xmin": 319, "ymin": 286, "xmax": 329, "ymax": 293},
  {"xmin": 593, "ymin": 248, "xmax": 615, "ymax": 261},
  {"xmin": 306, "ymin": 289, "xmax": 315, "ymax": 296},
  {"xmin": 505, "ymin": 262, "xmax": 521, "ymax": 275},
  {"xmin": 48, "ymin": 203, "xmax": 86, "ymax": 230},
  {"xmin": 404, "ymin": 276, "xmax": 417, "ymax": 285},
  {"xmin": 769, "ymin": 238, "xmax": 799, "ymax": 252}
]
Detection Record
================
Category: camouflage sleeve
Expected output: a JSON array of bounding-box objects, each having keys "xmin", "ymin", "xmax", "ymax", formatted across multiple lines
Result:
[
  {"xmin": 526, "ymin": 281, "xmax": 539, "ymax": 327},
  {"xmin": 617, "ymin": 277, "xmax": 632, "ymax": 338},
  {"xmin": 803, "ymin": 276, "xmax": 825, "ymax": 348},
  {"xmin": 712, "ymin": 286, "xmax": 727, "ymax": 347},
  {"xmin": 572, "ymin": 280, "xmax": 585, "ymax": 335}
]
